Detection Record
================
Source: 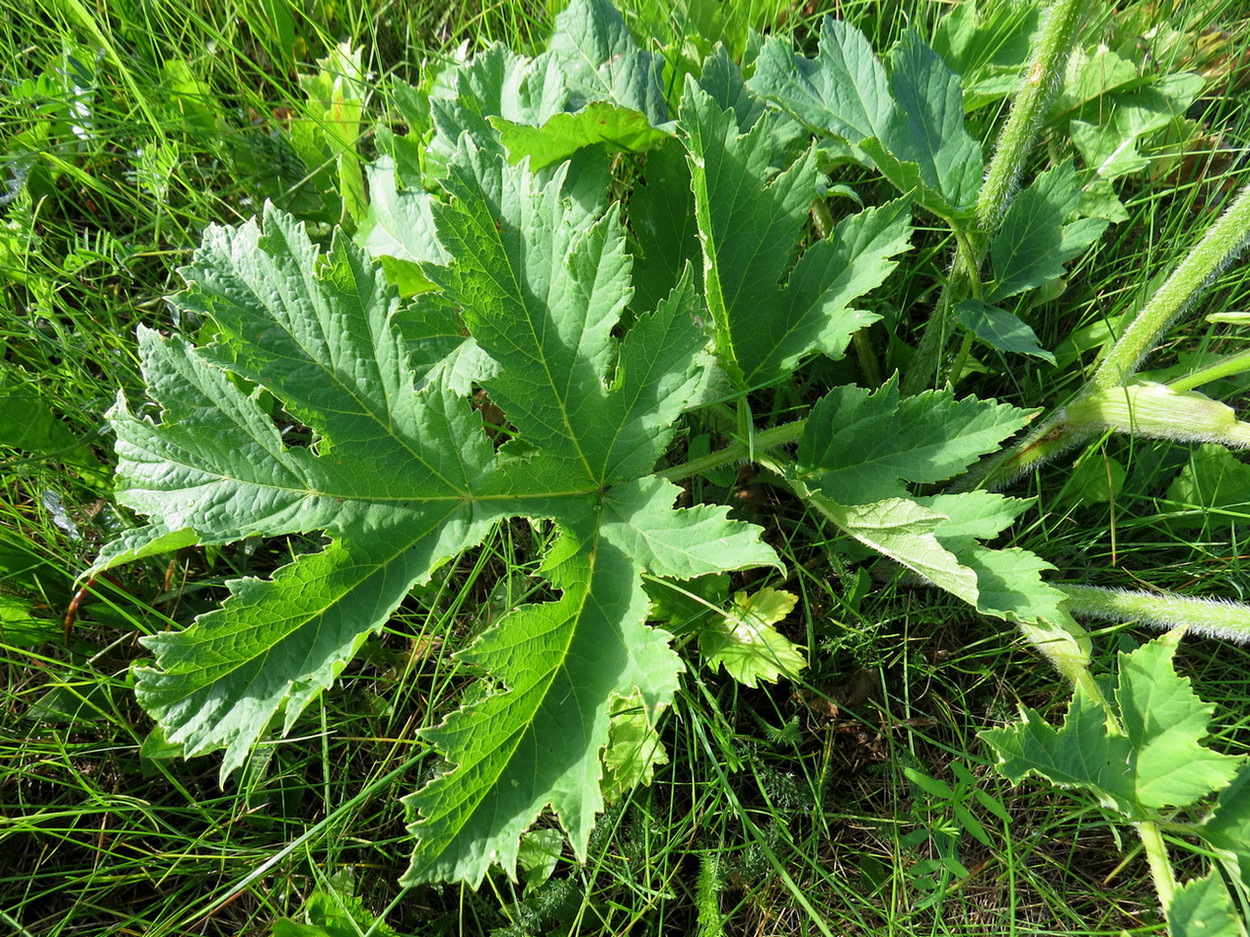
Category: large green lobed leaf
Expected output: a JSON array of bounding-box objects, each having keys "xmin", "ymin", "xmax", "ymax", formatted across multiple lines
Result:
[
  {"xmin": 794, "ymin": 380, "xmax": 1065, "ymax": 623},
  {"xmin": 99, "ymin": 145, "xmax": 776, "ymax": 885},
  {"xmin": 749, "ymin": 19, "xmax": 982, "ymax": 218}
]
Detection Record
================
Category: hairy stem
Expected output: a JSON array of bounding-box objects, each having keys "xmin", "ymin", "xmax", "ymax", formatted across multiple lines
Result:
[
  {"xmin": 902, "ymin": 0, "xmax": 1091, "ymax": 394},
  {"xmin": 1092, "ymin": 181, "xmax": 1250, "ymax": 389},
  {"xmin": 1167, "ymin": 348, "xmax": 1250, "ymax": 393},
  {"xmin": 974, "ymin": 0, "xmax": 1090, "ymax": 234},
  {"xmin": 1058, "ymin": 584, "xmax": 1250, "ymax": 644},
  {"xmin": 959, "ymin": 179, "xmax": 1250, "ymax": 489},
  {"xmin": 901, "ymin": 234, "xmax": 978, "ymax": 394},
  {"xmin": 658, "ymin": 419, "xmax": 807, "ymax": 483}
]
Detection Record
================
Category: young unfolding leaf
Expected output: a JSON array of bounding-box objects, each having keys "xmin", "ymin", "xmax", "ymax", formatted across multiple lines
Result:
[
  {"xmin": 292, "ymin": 44, "xmax": 369, "ymax": 226},
  {"xmin": 98, "ymin": 147, "xmax": 777, "ymax": 887},
  {"xmin": 699, "ymin": 587, "xmax": 806, "ymax": 687}
]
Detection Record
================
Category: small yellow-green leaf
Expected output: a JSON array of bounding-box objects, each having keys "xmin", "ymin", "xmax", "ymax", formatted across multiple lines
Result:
[
  {"xmin": 517, "ymin": 828, "xmax": 566, "ymax": 891},
  {"xmin": 491, "ymin": 103, "xmax": 670, "ymax": 170},
  {"xmin": 700, "ymin": 587, "xmax": 806, "ymax": 687},
  {"xmin": 601, "ymin": 691, "xmax": 669, "ymax": 803}
]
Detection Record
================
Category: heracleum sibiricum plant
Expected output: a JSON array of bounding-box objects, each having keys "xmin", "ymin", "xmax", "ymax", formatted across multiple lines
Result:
[{"xmin": 91, "ymin": 0, "xmax": 1250, "ymax": 925}]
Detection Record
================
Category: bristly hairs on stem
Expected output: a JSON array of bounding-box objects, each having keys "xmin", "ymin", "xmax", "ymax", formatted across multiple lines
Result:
[
  {"xmin": 1060, "ymin": 584, "xmax": 1250, "ymax": 644},
  {"xmin": 973, "ymin": 0, "xmax": 1091, "ymax": 236},
  {"xmin": 956, "ymin": 180, "xmax": 1250, "ymax": 490},
  {"xmin": 1090, "ymin": 181, "xmax": 1250, "ymax": 389},
  {"xmin": 902, "ymin": 0, "xmax": 1092, "ymax": 396}
]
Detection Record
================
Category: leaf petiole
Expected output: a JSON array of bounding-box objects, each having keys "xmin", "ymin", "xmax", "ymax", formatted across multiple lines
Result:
[{"xmin": 656, "ymin": 419, "xmax": 807, "ymax": 483}]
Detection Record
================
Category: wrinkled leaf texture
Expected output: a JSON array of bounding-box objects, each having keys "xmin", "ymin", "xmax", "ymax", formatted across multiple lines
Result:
[
  {"xmin": 99, "ymin": 143, "xmax": 776, "ymax": 886},
  {"xmin": 749, "ymin": 18, "xmax": 982, "ymax": 218}
]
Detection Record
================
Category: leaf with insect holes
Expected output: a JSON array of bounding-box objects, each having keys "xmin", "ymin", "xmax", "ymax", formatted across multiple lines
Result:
[
  {"xmin": 96, "ymin": 142, "xmax": 777, "ymax": 887},
  {"xmin": 700, "ymin": 587, "xmax": 807, "ymax": 687},
  {"xmin": 600, "ymin": 690, "xmax": 670, "ymax": 803}
]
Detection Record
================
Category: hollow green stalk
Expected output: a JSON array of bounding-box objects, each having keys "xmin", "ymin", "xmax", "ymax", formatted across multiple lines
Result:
[
  {"xmin": 1058, "ymin": 584, "xmax": 1250, "ymax": 644},
  {"xmin": 1091, "ymin": 181, "xmax": 1250, "ymax": 389},
  {"xmin": 657, "ymin": 419, "xmax": 807, "ymax": 483},
  {"xmin": 973, "ymin": 0, "xmax": 1090, "ymax": 236},
  {"xmin": 961, "ymin": 179, "xmax": 1250, "ymax": 489},
  {"xmin": 1137, "ymin": 819, "xmax": 1178, "ymax": 911},
  {"xmin": 1168, "ymin": 348, "xmax": 1250, "ymax": 393}
]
